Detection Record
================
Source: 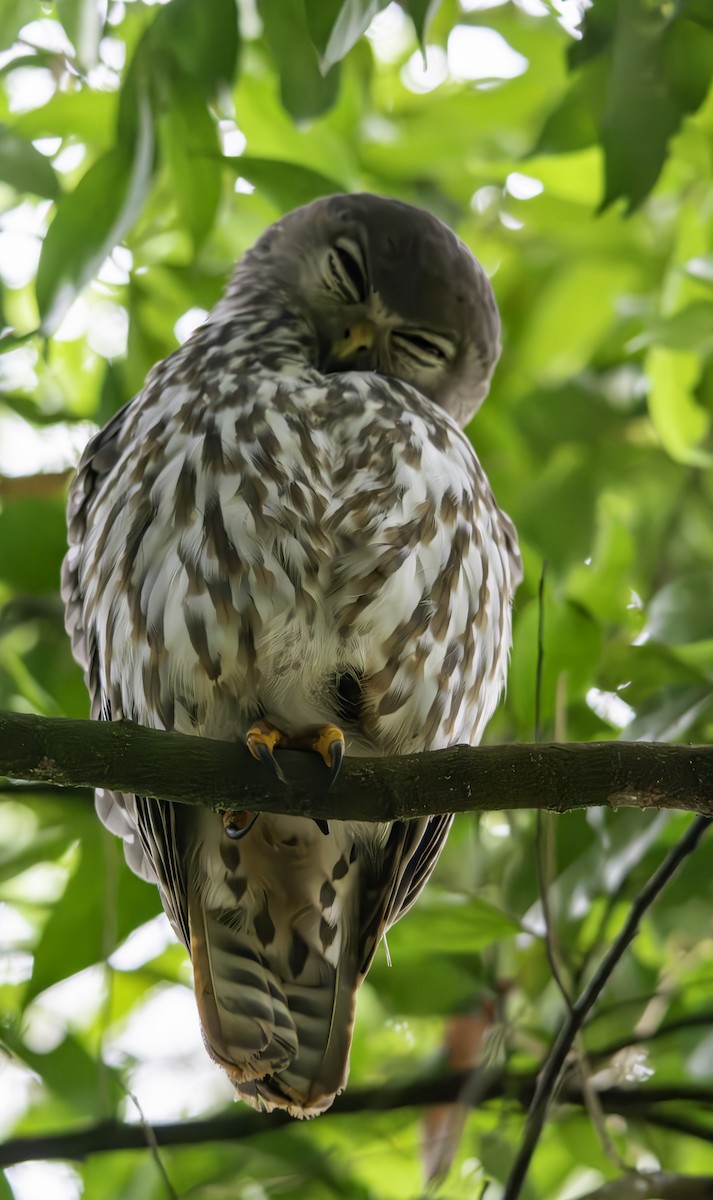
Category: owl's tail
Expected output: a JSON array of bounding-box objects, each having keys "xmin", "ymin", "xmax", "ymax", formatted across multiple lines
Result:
[{"xmin": 188, "ymin": 881, "xmax": 360, "ymax": 1118}]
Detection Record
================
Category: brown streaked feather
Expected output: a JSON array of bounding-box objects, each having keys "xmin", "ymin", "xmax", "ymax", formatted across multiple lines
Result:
[{"xmin": 63, "ymin": 193, "xmax": 520, "ymax": 1118}]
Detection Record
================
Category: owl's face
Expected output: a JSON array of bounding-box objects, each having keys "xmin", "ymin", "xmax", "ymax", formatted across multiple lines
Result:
[{"xmin": 243, "ymin": 194, "xmax": 501, "ymax": 427}]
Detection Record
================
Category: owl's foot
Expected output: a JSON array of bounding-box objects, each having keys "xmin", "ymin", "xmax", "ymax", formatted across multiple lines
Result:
[
  {"xmin": 290, "ymin": 724, "xmax": 345, "ymax": 787},
  {"xmin": 245, "ymin": 720, "xmax": 345, "ymax": 787},
  {"xmin": 246, "ymin": 720, "xmax": 287, "ymax": 783}
]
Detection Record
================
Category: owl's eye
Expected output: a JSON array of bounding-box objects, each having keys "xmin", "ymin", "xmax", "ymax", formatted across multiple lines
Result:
[
  {"xmin": 392, "ymin": 330, "xmax": 452, "ymax": 367},
  {"xmin": 326, "ymin": 241, "xmax": 367, "ymax": 303}
]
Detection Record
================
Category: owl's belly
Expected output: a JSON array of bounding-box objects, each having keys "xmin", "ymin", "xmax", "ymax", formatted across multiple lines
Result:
[{"xmin": 86, "ymin": 380, "xmax": 511, "ymax": 756}]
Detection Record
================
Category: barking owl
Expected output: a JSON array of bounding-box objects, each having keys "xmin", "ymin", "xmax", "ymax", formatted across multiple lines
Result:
[{"xmin": 62, "ymin": 194, "xmax": 521, "ymax": 1117}]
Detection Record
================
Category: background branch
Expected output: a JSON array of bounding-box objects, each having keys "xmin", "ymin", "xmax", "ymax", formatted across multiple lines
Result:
[
  {"xmin": 575, "ymin": 1173, "xmax": 713, "ymax": 1200},
  {"xmin": 2, "ymin": 1071, "xmax": 713, "ymax": 1169},
  {"xmin": 1, "ymin": 710, "xmax": 712, "ymax": 821},
  {"xmin": 502, "ymin": 815, "xmax": 712, "ymax": 1200}
]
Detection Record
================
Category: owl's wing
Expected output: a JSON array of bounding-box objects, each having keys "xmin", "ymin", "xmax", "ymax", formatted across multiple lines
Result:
[
  {"xmin": 61, "ymin": 403, "xmax": 191, "ymax": 948},
  {"xmin": 356, "ymin": 813, "xmax": 453, "ymax": 976},
  {"xmin": 63, "ymin": 405, "xmax": 128, "ymax": 722}
]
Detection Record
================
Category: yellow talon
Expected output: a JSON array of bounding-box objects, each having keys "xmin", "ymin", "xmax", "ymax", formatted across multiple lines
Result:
[
  {"xmin": 312, "ymin": 724, "xmax": 346, "ymax": 771},
  {"xmin": 245, "ymin": 721, "xmax": 286, "ymax": 783}
]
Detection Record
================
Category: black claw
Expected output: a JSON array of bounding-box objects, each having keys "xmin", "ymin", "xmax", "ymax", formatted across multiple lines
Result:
[
  {"xmin": 255, "ymin": 741, "xmax": 287, "ymax": 784},
  {"xmin": 224, "ymin": 812, "xmax": 261, "ymax": 840},
  {"xmin": 327, "ymin": 738, "xmax": 344, "ymax": 789},
  {"xmin": 314, "ymin": 819, "xmax": 330, "ymax": 835}
]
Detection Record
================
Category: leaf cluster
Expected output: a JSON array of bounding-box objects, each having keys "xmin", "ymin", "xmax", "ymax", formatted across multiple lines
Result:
[{"xmin": 1, "ymin": 1, "xmax": 713, "ymax": 1197}]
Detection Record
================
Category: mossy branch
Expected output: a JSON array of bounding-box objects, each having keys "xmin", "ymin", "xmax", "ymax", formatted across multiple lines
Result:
[{"xmin": 0, "ymin": 709, "xmax": 711, "ymax": 820}]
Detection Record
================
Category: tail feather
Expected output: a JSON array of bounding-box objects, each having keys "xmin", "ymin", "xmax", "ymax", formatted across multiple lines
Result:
[{"xmin": 188, "ymin": 878, "xmax": 360, "ymax": 1116}]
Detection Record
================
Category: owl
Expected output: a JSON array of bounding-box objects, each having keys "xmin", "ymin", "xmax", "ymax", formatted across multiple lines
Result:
[{"xmin": 63, "ymin": 194, "xmax": 521, "ymax": 1117}]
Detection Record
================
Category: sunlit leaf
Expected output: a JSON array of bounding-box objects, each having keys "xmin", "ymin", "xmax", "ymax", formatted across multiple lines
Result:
[
  {"xmin": 305, "ymin": 0, "xmax": 387, "ymax": 71},
  {"xmin": 36, "ymin": 90, "xmax": 154, "ymax": 334},
  {"xmin": 226, "ymin": 155, "xmax": 344, "ymax": 209},
  {"xmin": 0, "ymin": 126, "xmax": 60, "ymax": 198},
  {"xmin": 387, "ymin": 893, "xmax": 520, "ymax": 960},
  {"xmin": 0, "ymin": 0, "xmax": 37, "ymax": 48},
  {"xmin": 26, "ymin": 831, "xmax": 162, "ymax": 1004},
  {"xmin": 56, "ymin": 0, "xmax": 108, "ymax": 70},
  {"xmin": 646, "ymin": 347, "xmax": 711, "ymax": 466},
  {"xmin": 6, "ymin": 1029, "xmax": 122, "ymax": 1112},
  {"xmin": 404, "ymin": 0, "xmax": 443, "ymax": 50}
]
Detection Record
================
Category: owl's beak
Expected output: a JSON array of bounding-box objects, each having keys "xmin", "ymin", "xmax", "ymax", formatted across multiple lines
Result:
[{"xmin": 332, "ymin": 320, "xmax": 376, "ymax": 363}]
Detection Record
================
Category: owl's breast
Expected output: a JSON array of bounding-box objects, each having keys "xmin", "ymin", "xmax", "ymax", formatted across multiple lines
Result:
[{"xmin": 74, "ymin": 367, "xmax": 518, "ymax": 751}]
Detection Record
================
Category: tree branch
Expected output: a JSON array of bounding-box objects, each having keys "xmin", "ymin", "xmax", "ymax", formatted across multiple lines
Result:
[
  {"xmin": 2, "ymin": 1072, "xmax": 713, "ymax": 1168},
  {"xmin": 1, "ymin": 710, "xmax": 713, "ymax": 821},
  {"xmin": 502, "ymin": 815, "xmax": 712, "ymax": 1200},
  {"xmin": 575, "ymin": 1173, "xmax": 713, "ymax": 1200}
]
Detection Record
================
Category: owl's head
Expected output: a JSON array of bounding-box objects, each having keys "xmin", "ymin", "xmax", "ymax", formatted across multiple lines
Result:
[{"xmin": 240, "ymin": 193, "xmax": 501, "ymax": 427}]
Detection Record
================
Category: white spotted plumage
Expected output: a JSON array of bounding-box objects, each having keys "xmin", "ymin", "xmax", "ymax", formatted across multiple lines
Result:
[{"xmin": 63, "ymin": 194, "xmax": 521, "ymax": 1117}]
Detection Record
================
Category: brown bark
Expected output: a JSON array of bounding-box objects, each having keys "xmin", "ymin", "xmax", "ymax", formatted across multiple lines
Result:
[{"xmin": 1, "ymin": 709, "xmax": 712, "ymax": 820}]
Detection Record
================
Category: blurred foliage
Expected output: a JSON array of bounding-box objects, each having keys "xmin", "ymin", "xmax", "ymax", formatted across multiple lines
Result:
[{"xmin": 1, "ymin": 0, "xmax": 713, "ymax": 1197}]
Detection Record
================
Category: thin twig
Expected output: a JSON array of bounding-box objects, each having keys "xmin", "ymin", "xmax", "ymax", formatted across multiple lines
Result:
[
  {"xmin": 574, "ymin": 1033, "xmax": 628, "ymax": 1173},
  {"xmin": 502, "ymin": 815, "xmax": 712, "ymax": 1200},
  {"xmin": 122, "ymin": 1086, "xmax": 179, "ymax": 1200},
  {"xmin": 534, "ymin": 561, "xmax": 547, "ymax": 745},
  {"xmin": 535, "ymin": 812, "xmax": 571, "ymax": 1007},
  {"xmin": 574, "ymin": 1171, "xmax": 713, "ymax": 1199},
  {"xmin": 590, "ymin": 1009, "xmax": 713, "ymax": 1061},
  {"xmin": 634, "ymin": 1108, "xmax": 713, "ymax": 1143}
]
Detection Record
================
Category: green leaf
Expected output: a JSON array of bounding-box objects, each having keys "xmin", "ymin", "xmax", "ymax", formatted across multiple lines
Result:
[
  {"xmin": 387, "ymin": 893, "xmax": 520, "ymax": 960},
  {"xmin": 305, "ymin": 0, "xmax": 388, "ymax": 72},
  {"xmin": 26, "ymin": 831, "xmax": 162, "ymax": 1004},
  {"xmin": 531, "ymin": 62, "xmax": 602, "ymax": 156},
  {"xmin": 600, "ymin": 1, "xmax": 697, "ymax": 212},
  {"xmin": 36, "ymin": 90, "xmax": 155, "ymax": 334},
  {"xmin": 152, "ymin": 0, "xmax": 240, "ymax": 98},
  {"xmin": 0, "ymin": 0, "xmax": 37, "ymax": 47},
  {"xmin": 624, "ymin": 684, "xmax": 713, "ymax": 741},
  {"xmin": 515, "ymin": 259, "xmax": 636, "ymax": 385},
  {"xmin": 404, "ymin": 0, "xmax": 443, "ymax": 49},
  {"xmin": 258, "ymin": 0, "xmax": 341, "ymax": 120},
  {"xmin": 13, "ymin": 89, "xmax": 119, "ymax": 148},
  {"xmin": 646, "ymin": 570, "xmax": 713, "ymax": 645},
  {"xmin": 646, "ymin": 347, "xmax": 711, "ymax": 466},
  {"xmin": 515, "ymin": 446, "xmax": 598, "ymax": 570},
  {"xmin": 56, "ymin": 0, "xmax": 108, "ymax": 70},
  {"xmin": 0, "ymin": 125, "xmax": 60, "ymax": 198},
  {"xmin": 226, "ymin": 156, "xmax": 344, "ymax": 209},
  {"xmin": 159, "ymin": 78, "xmax": 222, "ymax": 248},
  {"xmin": 636, "ymin": 302, "xmax": 713, "ymax": 353},
  {"xmin": 509, "ymin": 597, "xmax": 602, "ymax": 734},
  {"xmin": 0, "ymin": 498, "xmax": 68, "ymax": 593},
  {"xmin": 663, "ymin": 14, "xmax": 713, "ymax": 115},
  {"xmin": 0, "ymin": 823, "xmax": 71, "ymax": 885},
  {"xmin": 7, "ymin": 1030, "xmax": 121, "ymax": 1112}
]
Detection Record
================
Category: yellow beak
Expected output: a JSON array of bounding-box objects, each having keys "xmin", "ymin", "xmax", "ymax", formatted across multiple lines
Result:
[{"xmin": 333, "ymin": 320, "xmax": 376, "ymax": 361}]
